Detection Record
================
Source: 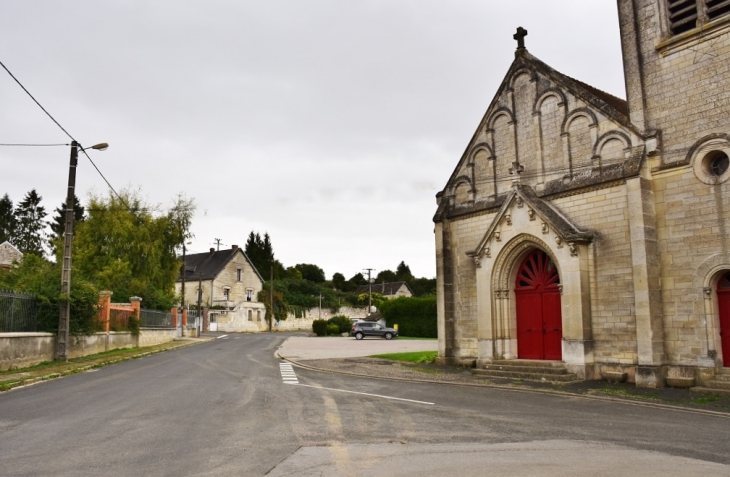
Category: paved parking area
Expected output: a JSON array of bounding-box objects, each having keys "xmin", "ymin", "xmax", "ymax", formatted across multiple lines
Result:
[{"xmin": 277, "ymin": 336, "xmax": 437, "ymax": 360}]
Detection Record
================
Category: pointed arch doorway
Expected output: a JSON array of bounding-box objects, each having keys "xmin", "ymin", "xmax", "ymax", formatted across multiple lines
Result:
[
  {"xmin": 515, "ymin": 249, "xmax": 563, "ymax": 360},
  {"xmin": 717, "ymin": 272, "xmax": 730, "ymax": 366}
]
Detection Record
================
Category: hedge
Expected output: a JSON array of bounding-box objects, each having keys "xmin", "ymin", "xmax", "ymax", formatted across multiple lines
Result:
[{"xmin": 379, "ymin": 296, "xmax": 437, "ymax": 338}]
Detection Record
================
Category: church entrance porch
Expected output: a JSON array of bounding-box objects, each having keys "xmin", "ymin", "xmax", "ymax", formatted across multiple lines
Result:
[
  {"xmin": 717, "ymin": 272, "xmax": 730, "ymax": 367},
  {"xmin": 515, "ymin": 249, "xmax": 563, "ymax": 360}
]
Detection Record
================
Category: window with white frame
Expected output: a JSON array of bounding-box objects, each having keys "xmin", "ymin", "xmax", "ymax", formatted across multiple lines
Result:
[
  {"xmin": 246, "ymin": 288, "xmax": 253, "ymax": 301},
  {"xmin": 223, "ymin": 288, "xmax": 230, "ymax": 301}
]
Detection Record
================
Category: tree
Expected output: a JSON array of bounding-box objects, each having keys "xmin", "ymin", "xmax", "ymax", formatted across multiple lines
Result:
[
  {"xmin": 0, "ymin": 193, "xmax": 16, "ymax": 244},
  {"xmin": 49, "ymin": 195, "xmax": 85, "ymax": 255},
  {"xmin": 295, "ymin": 263, "xmax": 326, "ymax": 283},
  {"xmin": 396, "ymin": 261, "xmax": 413, "ymax": 281},
  {"xmin": 244, "ymin": 230, "xmax": 284, "ymax": 278},
  {"xmin": 332, "ymin": 272, "xmax": 346, "ymax": 290},
  {"xmin": 348, "ymin": 272, "xmax": 367, "ymax": 286},
  {"xmin": 375, "ymin": 269, "xmax": 397, "ymax": 283},
  {"xmin": 14, "ymin": 189, "xmax": 47, "ymax": 256},
  {"xmin": 72, "ymin": 190, "xmax": 195, "ymax": 309}
]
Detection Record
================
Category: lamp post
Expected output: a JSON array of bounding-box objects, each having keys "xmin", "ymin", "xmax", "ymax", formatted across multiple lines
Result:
[{"xmin": 57, "ymin": 141, "xmax": 108, "ymax": 362}]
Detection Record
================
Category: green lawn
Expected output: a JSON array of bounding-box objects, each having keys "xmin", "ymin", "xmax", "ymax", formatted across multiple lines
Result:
[{"xmin": 370, "ymin": 351, "xmax": 438, "ymax": 363}]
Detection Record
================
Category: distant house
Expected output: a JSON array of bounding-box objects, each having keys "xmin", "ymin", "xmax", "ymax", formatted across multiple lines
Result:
[
  {"xmin": 175, "ymin": 245, "xmax": 265, "ymax": 322},
  {"xmin": 0, "ymin": 242, "xmax": 22, "ymax": 270},
  {"xmin": 355, "ymin": 281, "xmax": 414, "ymax": 299}
]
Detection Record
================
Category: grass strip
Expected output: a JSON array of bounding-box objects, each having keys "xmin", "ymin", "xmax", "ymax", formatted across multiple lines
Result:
[{"xmin": 370, "ymin": 351, "xmax": 438, "ymax": 363}]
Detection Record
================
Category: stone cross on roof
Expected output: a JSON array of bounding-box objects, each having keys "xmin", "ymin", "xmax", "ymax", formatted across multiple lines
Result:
[{"xmin": 514, "ymin": 26, "xmax": 527, "ymax": 50}]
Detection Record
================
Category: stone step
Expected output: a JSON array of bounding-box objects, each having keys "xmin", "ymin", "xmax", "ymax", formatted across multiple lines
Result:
[
  {"xmin": 482, "ymin": 364, "xmax": 570, "ymax": 375},
  {"xmin": 711, "ymin": 373, "xmax": 730, "ymax": 382},
  {"xmin": 690, "ymin": 386, "xmax": 730, "ymax": 398},
  {"xmin": 703, "ymin": 380, "xmax": 730, "ymax": 390},
  {"xmin": 489, "ymin": 359, "xmax": 566, "ymax": 368},
  {"xmin": 472, "ymin": 368, "xmax": 579, "ymax": 382}
]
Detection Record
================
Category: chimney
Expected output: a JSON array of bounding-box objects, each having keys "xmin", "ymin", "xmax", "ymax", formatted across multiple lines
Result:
[
  {"xmin": 232, "ymin": 244, "xmax": 239, "ymax": 251},
  {"xmin": 210, "ymin": 248, "xmax": 215, "ymax": 254}
]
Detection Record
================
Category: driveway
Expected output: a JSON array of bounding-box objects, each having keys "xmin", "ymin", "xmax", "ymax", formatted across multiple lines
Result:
[{"xmin": 277, "ymin": 335, "xmax": 437, "ymax": 360}]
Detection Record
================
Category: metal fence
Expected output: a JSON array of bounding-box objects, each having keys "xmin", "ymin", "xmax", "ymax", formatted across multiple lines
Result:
[
  {"xmin": 139, "ymin": 308, "xmax": 174, "ymax": 328},
  {"xmin": 0, "ymin": 290, "xmax": 39, "ymax": 332}
]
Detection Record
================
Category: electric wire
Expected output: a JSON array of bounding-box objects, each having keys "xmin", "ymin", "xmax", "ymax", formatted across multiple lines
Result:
[
  {"xmin": 0, "ymin": 143, "xmax": 70, "ymax": 147},
  {"xmin": 0, "ymin": 60, "xmax": 122, "ymax": 202}
]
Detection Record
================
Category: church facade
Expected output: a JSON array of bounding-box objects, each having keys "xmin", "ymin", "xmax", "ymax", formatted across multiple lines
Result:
[{"xmin": 434, "ymin": 0, "xmax": 730, "ymax": 388}]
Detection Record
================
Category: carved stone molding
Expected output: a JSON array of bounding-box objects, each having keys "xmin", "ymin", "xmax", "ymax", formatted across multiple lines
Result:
[
  {"xmin": 491, "ymin": 235, "xmax": 558, "ymax": 291},
  {"xmin": 541, "ymin": 222, "xmax": 548, "ymax": 234},
  {"xmin": 516, "ymin": 196, "xmax": 524, "ymax": 208},
  {"xmin": 555, "ymin": 235, "xmax": 563, "ymax": 248},
  {"xmin": 528, "ymin": 208, "xmax": 535, "ymax": 220},
  {"xmin": 568, "ymin": 242, "xmax": 577, "ymax": 257},
  {"xmin": 703, "ymin": 287, "xmax": 712, "ymax": 297},
  {"xmin": 485, "ymin": 247, "xmax": 491, "ymax": 258},
  {"xmin": 505, "ymin": 214, "xmax": 512, "ymax": 226},
  {"xmin": 495, "ymin": 231, "xmax": 501, "ymax": 242}
]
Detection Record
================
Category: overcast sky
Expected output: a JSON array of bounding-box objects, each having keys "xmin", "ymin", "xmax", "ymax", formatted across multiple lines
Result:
[{"xmin": 0, "ymin": 1, "xmax": 624, "ymax": 280}]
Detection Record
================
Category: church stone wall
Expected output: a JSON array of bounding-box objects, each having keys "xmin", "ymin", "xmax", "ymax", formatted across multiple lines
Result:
[{"xmin": 551, "ymin": 184, "xmax": 637, "ymax": 366}]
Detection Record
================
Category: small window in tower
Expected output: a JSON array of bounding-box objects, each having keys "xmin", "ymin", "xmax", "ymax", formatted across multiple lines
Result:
[
  {"xmin": 709, "ymin": 151, "xmax": 730, "ymax": 176},
  {"xmin": 223, "ymin": 288, "xmax": 230, "ymax": 301},
  {"xmin": 707, "ymin": 0, "xmax": 730, "ymax": 21},
  {"xmin": 668, "ymin": 0, "xmax": 698, "ymax": 34},
  {"xmin": 237, "ymin": 268, "xmax": 242, "ymax": 282}
]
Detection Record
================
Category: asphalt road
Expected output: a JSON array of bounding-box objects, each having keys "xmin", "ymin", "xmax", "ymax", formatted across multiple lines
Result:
[{"xmin": 1, "ymin": 333, "xmax": 729, "ymax": 476}]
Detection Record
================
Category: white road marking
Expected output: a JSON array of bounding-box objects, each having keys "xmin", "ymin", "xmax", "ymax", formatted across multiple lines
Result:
[
  {"xmin": 294, "ymin": 384, "xmax": 434, "ymax": 405},
  {"xmin": 280, "ymin": 362, "xmax": 298, "ymax": 384},
  {"xmin": 217, "ymin": 335, "xmax": 228, "ymax": 339}
]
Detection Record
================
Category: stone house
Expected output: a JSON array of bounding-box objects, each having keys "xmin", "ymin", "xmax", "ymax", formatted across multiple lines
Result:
[
  {"xmin": 176, "ymin": 245, "xmax": 266, "ymax": 324},
  {"xmin": 434, "ymin": 0, "xmax": 730, "ymax": 389},
  {"xmin": 354, "ymin": 281, "xmax": 414, "ymax": 299},
  {"xmin": 0, "ymin": 241, "xmax": 22, "ymax": 270}
]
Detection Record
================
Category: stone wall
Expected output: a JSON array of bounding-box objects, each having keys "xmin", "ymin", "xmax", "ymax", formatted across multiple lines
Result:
[
  {"xmin": 0, "ymin": 328, "xmax": 177, "ymax": 371},
  {"xmin": 213, "ymin": 305, "xmax": 368, "ymax": 333}
]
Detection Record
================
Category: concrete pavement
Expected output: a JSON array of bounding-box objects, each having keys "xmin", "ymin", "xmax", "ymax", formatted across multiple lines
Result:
[{"xmin": 277, "ymin": 335, "xmax": 437, "ymax": 360}]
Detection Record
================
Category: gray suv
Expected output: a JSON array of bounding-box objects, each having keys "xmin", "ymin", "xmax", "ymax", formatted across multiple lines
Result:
[{"xmin": 350, "ymin": 322, "xmax": 399, "ymax": 340}]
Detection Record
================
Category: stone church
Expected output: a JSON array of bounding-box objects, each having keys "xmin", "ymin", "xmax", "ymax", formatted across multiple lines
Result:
[{"xmin": 434, "ymin": 0, "xmax": 730, "ymax": 388}]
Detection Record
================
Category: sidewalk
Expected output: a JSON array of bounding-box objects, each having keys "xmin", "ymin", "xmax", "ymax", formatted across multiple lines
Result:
[{"xmin": 277, "ymin": 336, "xmax": 730, "ymax": 416}]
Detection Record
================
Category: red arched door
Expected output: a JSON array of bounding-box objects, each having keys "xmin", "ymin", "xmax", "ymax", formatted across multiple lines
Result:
[
  {"xmin": 515, "ymin": 249, "xmax": 562, "ymax": 360},
  {"xmin": 717, "ymin": 273, "xmax": 730, "ymax": 366}
]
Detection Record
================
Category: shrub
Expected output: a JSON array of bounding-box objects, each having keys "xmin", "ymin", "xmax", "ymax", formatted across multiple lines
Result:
[
  {"xmin": 327, "ymin": 315, "xmax": 352, "ymax": 334},
  {"xmin": 312, "ymin": 319, "xmax": 328, "ymax": 336},
  {"xmin": 326, "ymin": 323, "xmax": 339, "ymax": 336},
  {"xmin": 379, "ymin": 296, "xmax": 437, "ymax": 338}
]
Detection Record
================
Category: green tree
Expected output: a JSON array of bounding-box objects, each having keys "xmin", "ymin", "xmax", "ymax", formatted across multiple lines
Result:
[
  {"xmin": 72, "ymin": 190, "xmax": 195, "ymax": 310},
  {"xmin": 244, "ymin": 230, "xmax": 284, "ymax": 278},
  {"xmin": 395, "ymin": 261, "xmax": 413, "ymax": 281},
  {"xmin": 0, "ymin": 193, "xmax": 16, "ymax": 244},
  {"xmin": 49, "ymin": 195, "xmax": 85, "ymax": 255},
  {"xmin": 14, "ymin": 189, "xmax": 47, "ymax": 256},
  {"xmin": 332, "ymin": 272, "xmax": 346, "ymax": 290},
  {"xmin": 375, "ymin": 269, "xmax": 397, "ymax": 283},
  {"xmin": 295, "ymin": 263, "xmax": 325, "ymax": 283}
]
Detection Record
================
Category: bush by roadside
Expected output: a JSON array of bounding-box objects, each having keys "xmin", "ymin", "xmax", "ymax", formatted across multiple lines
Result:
[{"xmin": 379, "ymin": 296, "xmax": 437, "ymax": 338}]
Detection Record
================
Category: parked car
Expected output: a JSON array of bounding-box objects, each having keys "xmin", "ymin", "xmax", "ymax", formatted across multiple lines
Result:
[{"xmin": 350, "ymin": 321, "xmax": 398, "ymax": 340}]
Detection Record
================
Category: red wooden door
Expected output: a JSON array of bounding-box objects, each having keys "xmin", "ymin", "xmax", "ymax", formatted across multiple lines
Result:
[
  {"xmin": 515, "ymin": 250, "xmax": 562, "ymax": 360},
  {"xmin": 717, "ymin": 273, "xmax": 730, "ymax": 366}
]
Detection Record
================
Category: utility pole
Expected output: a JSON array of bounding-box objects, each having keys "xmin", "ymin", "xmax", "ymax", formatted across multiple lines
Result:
[
  {"xmin": 364, "ymin": 268, "xmax": 374, "ymax": 315},
  {"xmin": 180, "ymin": 244, "xmax": 186, "ymax": 338},
  {"xmin": 57, "ymin": 141, "xmax": 107, "ymax": 362},
  {"xmin": 197, "ymin": 272, "xmax": 202, "ymax": 335},
  {"xmin": 57, "ymin": 141, "xmax": 78, "ymax": 362},
  {"xmin": 213, "ymin": 238, "xmax": 223, "ymax": 251},
  {"xmin": 269, "ymin": 265, "xmax": 274, "ymax": 332},
  {"xmin": 318, "ymin": 293, "xmax": 322, "ymax": 320}
]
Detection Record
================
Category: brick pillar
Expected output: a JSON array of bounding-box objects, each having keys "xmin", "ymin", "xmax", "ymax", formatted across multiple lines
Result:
[
  {"xmin": 171, "ymin": 307, "xmax": 178, "ymax": 328},
  {"xmin": 98, "ymin": 291, "xmax": 112, "ymax": 333},
  {"xmin": 182, "ymin": 308, "xmax": 188, "ymax": 327},
  {"xmin": 203, "ymin": 307, "xmax": 209, "ymax": 332},
  {"xmin": 130, "ymin": 296, "xmax": 142, "ymax": 324}
]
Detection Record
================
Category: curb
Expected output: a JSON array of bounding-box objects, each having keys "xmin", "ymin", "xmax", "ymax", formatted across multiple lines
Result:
[{"xmin": 277, "ymin": 354, "xmax": 730, "ymax": 418}]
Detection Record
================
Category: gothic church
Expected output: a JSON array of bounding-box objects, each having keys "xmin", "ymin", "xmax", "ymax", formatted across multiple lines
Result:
[{"xmin": 434, "ymin": 0, "xmax": 730, "ymax": 388}]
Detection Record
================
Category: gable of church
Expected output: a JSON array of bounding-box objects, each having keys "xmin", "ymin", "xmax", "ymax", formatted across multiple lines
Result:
[{"xmin": 437, "ymin": 51, "xmax": 647, "ymax": 220}]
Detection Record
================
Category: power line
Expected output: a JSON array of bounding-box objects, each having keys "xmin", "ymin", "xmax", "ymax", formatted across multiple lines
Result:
[
  {"xmin": 0, "ymin": 143, "xmax": 70, "ymax": 147},
  {"xmin": 0, "ymin": 60, "xmax": 122, "ymax": 202}
]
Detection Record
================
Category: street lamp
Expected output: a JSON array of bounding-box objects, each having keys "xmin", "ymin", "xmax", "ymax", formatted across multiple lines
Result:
[{"xmin": 57, "ymin": 141, "xmax": 108, "ymax": 362}]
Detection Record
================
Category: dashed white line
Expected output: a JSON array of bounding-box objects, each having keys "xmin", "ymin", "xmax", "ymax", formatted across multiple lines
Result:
[{"xmin": 295, "ymin": 383, "xmax": 434, "ymax": 405}]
